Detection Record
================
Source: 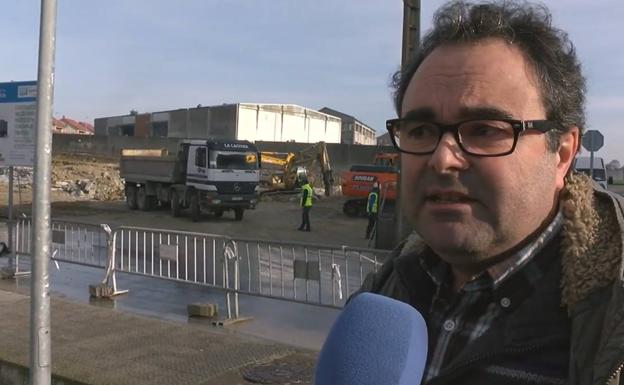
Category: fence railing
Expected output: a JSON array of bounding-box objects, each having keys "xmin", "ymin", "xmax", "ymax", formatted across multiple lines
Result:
[
  {"xmin": 8, "ymin": 218, "xmax": 390, "ymax": 310},
  {"xmin": 232, "ymin": 238, "xmax": 384, "ymax": 307}
]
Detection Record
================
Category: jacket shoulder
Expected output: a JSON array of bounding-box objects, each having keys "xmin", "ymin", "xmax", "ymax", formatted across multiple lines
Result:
[{"xmin": 352, "ymin": 233, "xmax": 426, "ymax": 302}]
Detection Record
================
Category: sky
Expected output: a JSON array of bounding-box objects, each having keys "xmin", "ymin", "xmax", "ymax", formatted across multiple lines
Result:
[{"xmin": 2, "ymin": 1, "xmax": 623, "ymax": 162}]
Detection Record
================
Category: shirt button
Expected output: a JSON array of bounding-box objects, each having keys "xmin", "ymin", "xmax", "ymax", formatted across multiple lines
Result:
[
  {"xmin": 443, "ymin": 320, "xmax": 456, "ymax": 332},
  {"xmin": 500, "ymin": 297, "xmax": 511, "ymax": 308}
]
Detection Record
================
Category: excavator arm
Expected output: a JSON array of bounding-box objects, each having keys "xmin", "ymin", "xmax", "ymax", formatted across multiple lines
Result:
[{"xmin": 260, "ymin": 143, "xmax": 333, "ymax": 196}]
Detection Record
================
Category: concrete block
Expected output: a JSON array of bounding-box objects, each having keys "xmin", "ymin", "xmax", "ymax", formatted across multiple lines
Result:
[
  {"xmin": 89, "ymin": 284, "xmax": 113, "ymax": 298},
  {"xmin": 187, "ymin": 303, "xmax": 218, "ymax": 318}
]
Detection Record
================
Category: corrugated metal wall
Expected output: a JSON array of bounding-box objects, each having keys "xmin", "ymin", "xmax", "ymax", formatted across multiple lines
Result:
[
  {"xmin": 134, "ymin": 114, "xmax": 150, "ymax": 138},
  {"xmin": 208, "ymin": 104, "xmax": 237, "ymax": 139},
  {"xmin": 93, "ymin": 104, "xmax": 343, "ymax": 144}
]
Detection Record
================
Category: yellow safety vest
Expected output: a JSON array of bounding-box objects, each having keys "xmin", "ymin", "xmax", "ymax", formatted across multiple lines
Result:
[
  {"xmin": 301, "ymin": 183, "xmax": 313, "ymax": 207},
  {"xmin": 367, "ymin": 191, "xmax": 379, "ymax": 214}
]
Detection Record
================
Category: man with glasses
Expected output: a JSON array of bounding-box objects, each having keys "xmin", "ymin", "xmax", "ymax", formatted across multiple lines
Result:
[{"xmin": 357, "ymin": 1, "xmax": 624, "ymax": 384}]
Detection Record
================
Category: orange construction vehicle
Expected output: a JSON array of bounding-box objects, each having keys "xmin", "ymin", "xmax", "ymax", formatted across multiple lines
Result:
[
  {"xmin": 341, "ymin": 152, "xmax": 398, "ymax": 217},
  {"xmin": 372, "ymin": 152, "xmax": 399, "ymax": 167}
]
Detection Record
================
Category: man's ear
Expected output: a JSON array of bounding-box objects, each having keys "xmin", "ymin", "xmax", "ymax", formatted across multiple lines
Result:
[{"xmin": 556, "ymin": 127, "xmax": 580, "ymax": 189}]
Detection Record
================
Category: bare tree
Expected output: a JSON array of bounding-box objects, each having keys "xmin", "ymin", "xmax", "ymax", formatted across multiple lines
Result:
[{"xmin": 606, "ymin": 159, "xmax": 621, "ymax": 170}]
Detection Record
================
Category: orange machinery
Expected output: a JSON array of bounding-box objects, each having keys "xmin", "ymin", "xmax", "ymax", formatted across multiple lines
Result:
[
  {"xmin": 373, "ymin": 152, "xmax": 399, "ymax": 167},
  {"xmin": 341, "ymin": 153, "xmax": 398, "ymax": 217}
]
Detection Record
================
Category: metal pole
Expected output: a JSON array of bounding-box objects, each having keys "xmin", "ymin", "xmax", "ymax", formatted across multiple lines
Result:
[
  {"xmin": 8, "ymin": 166, "xmax": 14, "ymax": 270},
  {"xmin": 30, "ymin": 1, "xmax": 57, "ymax": 384},
  {"xmin": 394, "ymin": 0, "xmax": 421, "ymax": 246},
  {"xmin": 590, "ymin": 150, "xmax": 595, "ymax": 180},
  {"xmin": 589, "ymin": 134, "xmax": 595, "ymax": 180}
]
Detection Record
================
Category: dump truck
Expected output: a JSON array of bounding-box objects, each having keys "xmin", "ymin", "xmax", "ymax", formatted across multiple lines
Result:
[{"xmin": 120, "ymin": 139, "xmax": 261, "ymax": 221}]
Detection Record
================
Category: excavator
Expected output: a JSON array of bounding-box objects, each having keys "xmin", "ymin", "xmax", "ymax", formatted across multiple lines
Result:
[
  {"xmin": 260, "ymin": 141, "xmax": 334, "ymax": 196},
  {"xmin": 341, "ymin": 152, "xmax": 398, "ymax": 217},
  {"xmin": 373, "ymin": 152, "xmax": 399, "ymax": 167}
]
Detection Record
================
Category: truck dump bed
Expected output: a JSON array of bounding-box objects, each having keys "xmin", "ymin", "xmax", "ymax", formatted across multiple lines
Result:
[{"xmin": 119, "ymin": 149, "xmax": 185, "ymax": 184}]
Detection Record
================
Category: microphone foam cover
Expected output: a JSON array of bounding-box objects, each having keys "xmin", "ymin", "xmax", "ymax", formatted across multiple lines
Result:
[{"xmin": 314, "ymin": 292, "xmax": 428, "ymax": 385}]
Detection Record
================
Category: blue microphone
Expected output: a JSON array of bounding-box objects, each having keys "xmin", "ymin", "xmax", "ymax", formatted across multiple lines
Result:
[{"xmin": 314, "ymin": 292, "xmax": 428, "ymax": 385}]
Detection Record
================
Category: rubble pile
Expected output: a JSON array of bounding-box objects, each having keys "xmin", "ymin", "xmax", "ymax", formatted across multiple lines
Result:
[
  {"xmin": 51, "ymin": 172, "xmax": 124, "ymax": 201},
  {"xmin": 50, "ymin": 156, "xmax": 124, "ymax": 201},
  {"xmin": 0, "ymin": 154, "xmax": 125, "ymax": 201}
]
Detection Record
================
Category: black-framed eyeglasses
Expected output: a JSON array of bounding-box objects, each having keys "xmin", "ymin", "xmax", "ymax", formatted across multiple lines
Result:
[{"xmin": 385, "ymin": 118, "xmax": 564, "ymax": 157}]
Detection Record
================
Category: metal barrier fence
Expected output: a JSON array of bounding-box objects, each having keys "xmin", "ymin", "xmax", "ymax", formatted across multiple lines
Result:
[
  {"xmin": 9, "ymin": 218, "xmax": 390, "ymax": 309},
  {"xmin": 232, "ymin": 238, "xmax": 385, "ymax": 307}
]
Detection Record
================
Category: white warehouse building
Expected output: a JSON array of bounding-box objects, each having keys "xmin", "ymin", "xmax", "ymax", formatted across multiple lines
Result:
[{"xmin": 94, "ymin": 103, "xmax": 342, "ymax": 144}]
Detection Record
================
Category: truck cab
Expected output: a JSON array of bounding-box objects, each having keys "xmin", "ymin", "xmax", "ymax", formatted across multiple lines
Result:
[{"xmin": 182, "ymin": 139, "xmax": 260, "ymax": 219}]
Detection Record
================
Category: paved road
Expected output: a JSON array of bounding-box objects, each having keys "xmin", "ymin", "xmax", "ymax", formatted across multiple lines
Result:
[
  {"xmin": 1, "ymin": 258, "xmax": 340, "ymax": 352},
  {"xmin": 0, "ymin": 287, "xmax": 318, "ymax": 385},
  {"xmin": 608, "ymin": 184, "xmax": 624, "ymax": 196}
]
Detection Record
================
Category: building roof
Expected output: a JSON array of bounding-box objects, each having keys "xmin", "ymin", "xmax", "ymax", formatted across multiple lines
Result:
[
  {"xmin": 319, "ymin": 107, "xmax": 356, "ymax": 122},
  {"xmin": 53, "ymin": 116, "xmax": 94, "ymax": 133},
  {"xmin": 319, "ymin": 107, "xmax": 376, "ymax": 133}
]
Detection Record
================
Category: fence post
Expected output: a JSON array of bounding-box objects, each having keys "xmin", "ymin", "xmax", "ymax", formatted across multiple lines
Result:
[
  {"xmin": 223, "ymin": 239, "xmax": 240, "ymax": 319},
  {"xmin": 331, "ymin": 263, "xmax": 343, "ymax": 302},
  {"xmin": 88, "ymin": 224, "xmax": 128, "ymax": 298},
  {"xmin": 1, "ymin": 216, "xmax": 31, "ymax": 278}
]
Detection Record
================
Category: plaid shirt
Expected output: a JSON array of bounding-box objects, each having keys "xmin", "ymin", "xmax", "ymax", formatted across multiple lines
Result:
[{"xmin": 422, "ymin": 212, "xmax": 563, "ymax": 383}]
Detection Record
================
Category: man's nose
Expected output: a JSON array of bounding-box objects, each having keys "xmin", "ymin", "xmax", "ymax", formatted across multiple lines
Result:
[{"xmin": 426, "ymin": 132, "xmax": 469, "ymax": 173}]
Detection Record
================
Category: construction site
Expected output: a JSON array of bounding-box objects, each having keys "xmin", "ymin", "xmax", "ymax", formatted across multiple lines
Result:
[
  {"xmin": 0, "ymin": 1, "xmax": 422, "ymax": 383},
  {"xmin": 0, "ymin": 136, "xmax": 399, "ymax": 246},
  {"xmin": 0, "ymin": 133, "xmax": 403, "ymax": 384}
]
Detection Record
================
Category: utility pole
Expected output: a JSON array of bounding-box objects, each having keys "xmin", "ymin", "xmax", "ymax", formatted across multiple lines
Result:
[
  {"xmin": 30, "ymin": 1, "xmax": 57, "ymax": 384},
  {"xmin": 394, "ymin": 0, "xmax": 421, "ymax": 245},
  {"xmin": 402, "ymin": 0, "xmax": 421, "ymax": 69}
]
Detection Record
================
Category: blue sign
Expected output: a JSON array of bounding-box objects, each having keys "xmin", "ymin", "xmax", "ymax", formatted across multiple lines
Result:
[
  {"xmin": 0, "ymin": 80, "xmax": 36, "ymax": 166},
  {"xmin": 0, "ymin": 81, "xmax": 37, "ymax": 103}
]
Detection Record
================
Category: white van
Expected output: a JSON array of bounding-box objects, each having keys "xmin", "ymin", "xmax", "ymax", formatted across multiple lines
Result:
[{"xmin": 573, "ymin": 156, "xmax": 608, "ymax": 189}]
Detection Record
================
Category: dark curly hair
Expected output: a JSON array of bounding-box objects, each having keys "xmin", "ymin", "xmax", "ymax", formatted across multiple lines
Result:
[{"xmin": 392, "ymin": 1, "xmax": 586, "ymax": 151}]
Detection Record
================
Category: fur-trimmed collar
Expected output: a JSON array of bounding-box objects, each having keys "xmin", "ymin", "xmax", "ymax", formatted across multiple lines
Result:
[{"xmin": 397, "ymin": 173, "xmax": 623, "ymax": 313}]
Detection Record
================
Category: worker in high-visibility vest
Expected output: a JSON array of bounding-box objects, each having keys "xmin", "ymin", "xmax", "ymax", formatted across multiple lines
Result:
[
  {"xmin": 365, "ymin": 182, "xmax": 380, "ymax": 239},
  {"xmin": 298, "ymin": 177, "xmax": 313, "ymax": 232}
]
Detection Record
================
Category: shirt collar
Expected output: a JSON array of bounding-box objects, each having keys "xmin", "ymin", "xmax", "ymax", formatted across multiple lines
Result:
[
  {"xmin": 420, "ymin": 211, "xmax": 563, "ymax": 291},
  {"xmin": 487, "ymin": 211, "xmax": 563, "ymax": 288}
]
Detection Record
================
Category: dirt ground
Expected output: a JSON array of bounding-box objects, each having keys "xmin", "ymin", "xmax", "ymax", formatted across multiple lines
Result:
[{"xmin": 0, "ymin": 154, "xmax": 374, "ymax": 249}]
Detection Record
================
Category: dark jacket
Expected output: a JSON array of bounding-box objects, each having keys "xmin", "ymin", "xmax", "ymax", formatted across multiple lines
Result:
[{"xmin": 358, "ymin": 174, "xmax": 624, "ymax": 385}]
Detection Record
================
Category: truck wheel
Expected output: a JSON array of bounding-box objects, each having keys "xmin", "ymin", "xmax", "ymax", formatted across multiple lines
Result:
[
  {"xmin": 137, "ymin": 186, "xmax": 151, "ymax": 211},
  {"xmin": 214, "ymin": 208, "xmax": 224, "ymax": 218},
  {"xmin": 190, "ymin": 193, "xmax": 201, "ymax": 222},
  {"xmin": 126, "ymin": 186, "xmax": 138, "ymax": 210},
  {"xmin": 234, "ymin": 208, "xmax": 244, "ymax": 221},
  {"xmin": 170, "ymin": 190, "xmax": 181, "ymax": 217}
]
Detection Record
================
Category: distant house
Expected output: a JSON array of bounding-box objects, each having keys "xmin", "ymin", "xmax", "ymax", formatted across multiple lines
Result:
[
  {"xmin": 52, "ymin": 116, "xmax": 94, "ymax": 135},
  {"xmin": 319, "ymin": 107, "xmax": 377, "ymax": 145}
]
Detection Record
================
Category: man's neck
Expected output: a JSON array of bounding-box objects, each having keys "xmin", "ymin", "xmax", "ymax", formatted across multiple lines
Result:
[{"xmin": 447, "ymin": 210, "xmax": 563, "ymax": 293}]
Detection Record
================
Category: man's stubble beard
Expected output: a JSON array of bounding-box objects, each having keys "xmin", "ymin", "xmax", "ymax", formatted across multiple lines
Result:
[{"xmin": 409, "ymin": 156, "xmax": 558, "ymax": 272}]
